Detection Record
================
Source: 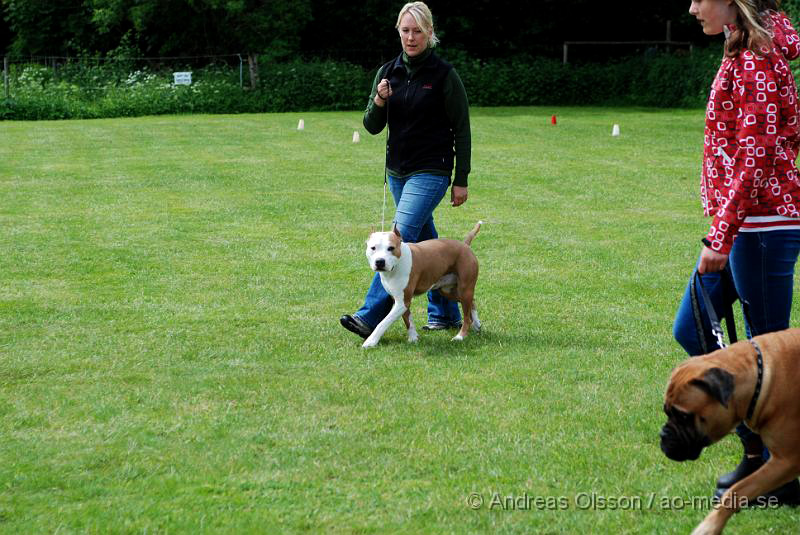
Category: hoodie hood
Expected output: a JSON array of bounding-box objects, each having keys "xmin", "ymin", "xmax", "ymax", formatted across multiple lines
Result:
[{"xmin": 768, "ymin": 11, "xmax": 800, "ymax": 61}]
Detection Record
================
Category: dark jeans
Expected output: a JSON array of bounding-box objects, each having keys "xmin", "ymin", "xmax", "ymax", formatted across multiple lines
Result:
[{"xmin": 673, "ymin": 230, "xmax": 800, "ymax": 454}]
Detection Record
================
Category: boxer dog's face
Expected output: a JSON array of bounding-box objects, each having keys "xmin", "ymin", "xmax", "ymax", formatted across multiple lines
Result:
[
  {"xmin": 660, "ymin": 365, "xmax": 737, "ymax": 462},
  {"xmin": 366, "ymin": 226, "xmax": 403, "ymax": 273}
]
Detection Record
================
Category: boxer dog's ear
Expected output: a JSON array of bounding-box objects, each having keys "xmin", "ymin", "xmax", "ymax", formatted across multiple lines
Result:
[
  {"xmin": 392, "ymin": 224, "xmax": 402, "ymax": 239},
  {"xmin": 690, "ymin": 368, "xmax": 735, "ymax": 408}
]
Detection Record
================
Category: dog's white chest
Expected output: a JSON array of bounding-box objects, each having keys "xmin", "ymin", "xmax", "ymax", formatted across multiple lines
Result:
[{"xmin": 378, "ymin": 242, "xmax": 412, "ymax": 297}]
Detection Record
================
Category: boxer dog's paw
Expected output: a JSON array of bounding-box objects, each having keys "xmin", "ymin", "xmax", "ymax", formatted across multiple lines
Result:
[{"xmin": 691, "ymin": 520, "xmax": 722, "ymax": 535}]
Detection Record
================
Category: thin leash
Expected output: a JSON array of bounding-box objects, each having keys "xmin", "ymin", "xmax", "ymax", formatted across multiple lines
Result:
[
  {"xmin": 382, "ymin": 181, "xmax": 388, "ymax": 231},
  {"xmin": 381, "ymin": 85, "xmax": 389, "ymax": 232},
  {"xmin": 381, "ymin": 150, "xmax": 388, "ymax": 231},
  {"xmin": 371, "ymin": 59, "xmax": 391, "ymax": 232}
]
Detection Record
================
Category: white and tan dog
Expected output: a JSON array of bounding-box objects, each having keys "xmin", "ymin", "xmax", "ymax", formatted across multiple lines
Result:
[{"xmin": 361, "ymin": 221, "xmax": 483, "ymax": 349}]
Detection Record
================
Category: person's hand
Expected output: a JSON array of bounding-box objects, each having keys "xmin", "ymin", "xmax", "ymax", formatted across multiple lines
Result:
[
  {"xmin": 451, "ymin": 186, "xmax": 468, "ymax": 207},
  {"xmin": 698, "ymin": 246, "xmax": 728, "ymax": 274},
  {"xmin": 373, "ymin": 79, "xmax": 392, "ymax": 107}
]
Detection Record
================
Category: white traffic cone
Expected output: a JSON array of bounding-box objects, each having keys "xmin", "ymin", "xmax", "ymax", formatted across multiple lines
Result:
[
  {"xmin": 612, "ymin": 124, "xmax": 620, "ymax": 137},
  {"xmin": 352, "ymin": 131, "xmax": 360, "ymax": 143},
  {"xmin": 297, "ymin": 119, "xmax": 305, "ymax": 131}
]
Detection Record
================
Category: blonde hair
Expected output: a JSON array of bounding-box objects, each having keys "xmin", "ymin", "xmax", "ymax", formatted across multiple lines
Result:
[
  {"xmin": 395, "ymin": 2, "xmax": 439, "ymax": 48},
  {"xmin": 725, "ymin": 0, "xmax": 781, "ymax": 56}
]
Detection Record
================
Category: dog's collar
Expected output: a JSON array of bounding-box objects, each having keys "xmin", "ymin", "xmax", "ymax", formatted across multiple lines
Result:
[{"xmin": 746, "ymin": 339, "xmax": 764, "ymax": 421}]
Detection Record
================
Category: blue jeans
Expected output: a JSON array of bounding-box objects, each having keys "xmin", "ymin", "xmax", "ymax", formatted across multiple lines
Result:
[
  {"xmin": 355, "ymin": 173, "xmax": 461, "ymax": 329},
  {"xmin": 673, "ymin": 230, "xmax": 800, "ymax": 452}
]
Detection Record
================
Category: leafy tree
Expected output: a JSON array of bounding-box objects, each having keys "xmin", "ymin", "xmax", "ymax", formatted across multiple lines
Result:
[
  {"xmin": 298, "ymin": 0, "xmax": 701, "ymax": 64},
  {"xmin": 89, "ymin": 0, "xmax": 221, "ymax": 55},
  {"xmin": 0, "ymin": 12, "xmax": 10, "ymax": 53},
  {"xmin": 783, "ymin": 0, "xmax": 800, "ymax": 23},
  {"xmin": 10, "ymin": 0, "xmax": 797, "ymax": 66},
  {"xmin": 2, "ymin": 0, "xmax": 95, "ymax": 55},
  {"xmin": 199, "ymin": 0, "xmax": 312, "ymax": 87},
  {"xmin": 88, "ymin": 0, "xmax": 311, "ymax": 86},
  {"xmin": 300, "ymin": 0, "xmax": 396, "ymax": 64}
]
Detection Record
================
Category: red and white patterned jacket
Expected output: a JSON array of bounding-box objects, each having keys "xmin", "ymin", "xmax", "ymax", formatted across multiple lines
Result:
[{"xmin": 702, "ymin": 11, "xmax": 800, "ymax": 254}]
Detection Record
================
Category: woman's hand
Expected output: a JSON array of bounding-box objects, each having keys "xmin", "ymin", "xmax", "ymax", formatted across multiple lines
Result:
[
  {"xmin": 373, "ymin": 79, "xmax": 392, "ymax": 107},
  {"xmin": 451, "ymin": 186, "xmax": 468, "ymax": 207},
  {"xmin": 698, "ymin": 246, "xmax": 729, "ymax": 274}
]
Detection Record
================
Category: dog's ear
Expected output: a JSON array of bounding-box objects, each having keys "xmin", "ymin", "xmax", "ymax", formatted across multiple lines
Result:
[
  {"xmin": 392, "ymin": 224, "xmax": 402, "ymax": 239},
  {"xmin": 690, "ymin": 368, "xmax": 735, "ymax": 408}
]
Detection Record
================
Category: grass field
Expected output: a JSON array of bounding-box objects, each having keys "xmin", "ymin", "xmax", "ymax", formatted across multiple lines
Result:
[{"xmin": 1, "ymin": 108, "xmax": 798, "ymax": 534}]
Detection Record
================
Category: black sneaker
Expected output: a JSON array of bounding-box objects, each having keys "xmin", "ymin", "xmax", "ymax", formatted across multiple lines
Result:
[
  {"xmin": 716, "ymin": 455, "xmax": 764, "ymax": 489},
  {"xmin": 339, "ymin": 314, "xmax": 372, "ymax": 339},
  {"xmin": 773, "ymin": 479, "xmax": 800, "ymax": 506},
  {"xmin": 714, "ymin": 478, "xmax": 800, "ymax": 507},
  {"xmin": 422, "ymin": 321, "xmax": 463, "ymax": 331}
]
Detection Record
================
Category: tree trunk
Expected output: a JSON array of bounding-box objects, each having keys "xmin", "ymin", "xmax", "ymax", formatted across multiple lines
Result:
[{"xmin": 247, "ymin": 53, "xmax": 259, "ymax": 90}]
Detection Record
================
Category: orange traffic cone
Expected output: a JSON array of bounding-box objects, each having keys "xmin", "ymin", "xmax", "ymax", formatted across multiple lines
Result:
[{"xmin": 551, "ymin": 115, "xmax": 557, "ymax": 125}]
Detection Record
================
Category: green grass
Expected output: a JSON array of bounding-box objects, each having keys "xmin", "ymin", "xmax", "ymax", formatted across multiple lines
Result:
[{"xmin": 0, "ymin": 108, "xmax": 797, "ymax": 534}]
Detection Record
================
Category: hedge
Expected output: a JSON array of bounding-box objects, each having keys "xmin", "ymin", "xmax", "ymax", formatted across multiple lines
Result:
[{"xmin": 0, "ymin": 47, "xmax": 735, "ymax": 120}]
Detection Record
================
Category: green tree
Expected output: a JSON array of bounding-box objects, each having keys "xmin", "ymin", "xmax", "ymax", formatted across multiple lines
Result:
[
  {"xmin": 200, "ymin": 0, "xmax": 312, "ymax": 87},
  {"xmin": 2, "ymin": 0, "xmax": 95, "ymax": 55},
  {"xmin": 89, "ymin": 0, "xmax": 311, "ymax": 86},
  {"xmin": 783, "ymin": 0, "xmax": 800, "ymax": 24},
  {"xmin": 0, "ymin": 11, "xmax": 10, "ymax": 53},
  {"xmin": 89, "ymin": 0, "xmax": 223, "ymax": 55}
]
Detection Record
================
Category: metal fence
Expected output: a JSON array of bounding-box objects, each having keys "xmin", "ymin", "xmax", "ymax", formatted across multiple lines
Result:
[{"xmin": 2, "ymin": 53, "xmax": 247, "ymax": 98}]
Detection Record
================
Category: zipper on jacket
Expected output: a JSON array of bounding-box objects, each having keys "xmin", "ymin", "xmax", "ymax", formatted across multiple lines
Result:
[{"xmin": 716, "ymin": 146, "xmax": 735, "ymax": 167}]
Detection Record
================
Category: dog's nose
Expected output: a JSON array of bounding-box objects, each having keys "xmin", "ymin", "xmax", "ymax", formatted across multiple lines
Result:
[{"xmin": 375, "ymin": 259, "xmax": 386, "ymax": 269}]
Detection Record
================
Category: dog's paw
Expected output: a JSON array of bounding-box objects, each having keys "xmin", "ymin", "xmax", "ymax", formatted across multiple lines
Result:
[
  {"xmin": 408, "ymin": 333, "xmax": 419, "ymax": 343},
  {"xmin": 470, "ymin": 321, "xmax": 481, "ymax": 332},
  {"xmin": 451, "ymin": 334, "xmax": 465, "ymax": 342},
  {"xmin": 362, "ymin": 338, "xmax": 379, "ymax": 349},
  {"xmin": 690, "ymin": 520, "xmax": 722, "ymax": 535}
]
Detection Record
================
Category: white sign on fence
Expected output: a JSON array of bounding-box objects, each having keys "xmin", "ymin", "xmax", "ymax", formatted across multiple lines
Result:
[{"xmin": 173, "ymin": 72, "xmax": 192, "ymax": 85}]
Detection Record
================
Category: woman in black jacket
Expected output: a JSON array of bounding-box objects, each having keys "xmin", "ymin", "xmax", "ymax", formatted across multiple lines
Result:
[{"xmin": 341, "ymin": 1, "xmax": 473, "ymax": 339}]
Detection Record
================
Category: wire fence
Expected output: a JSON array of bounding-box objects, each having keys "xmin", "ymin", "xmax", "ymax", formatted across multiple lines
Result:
[
  {"xmin": 2, "ymin": 53, "xmax": 247, "ymax": 97},
  {"xmin": 0, "ymin": 44, "xmax": 712, "ymax": 119},
  {"xmin": 1, "ymin": 40, "xmax": 698, "ymax": 100}
]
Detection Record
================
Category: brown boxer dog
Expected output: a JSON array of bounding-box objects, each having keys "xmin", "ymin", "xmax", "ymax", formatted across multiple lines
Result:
[{"xmin": 660, "ymin": 328, "xmax": 800, "ymax": 535}]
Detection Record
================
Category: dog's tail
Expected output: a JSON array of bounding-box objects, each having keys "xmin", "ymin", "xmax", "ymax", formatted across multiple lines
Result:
[{"xmin": 464, "ymin": 220, "xmax": 483, "ymax": 246}]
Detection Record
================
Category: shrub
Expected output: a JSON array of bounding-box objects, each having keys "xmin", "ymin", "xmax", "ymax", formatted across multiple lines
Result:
[
  {"xmin": 258, "ymin": 59, "xmax": 369, "ymax": 112},
  {"xmin": 446, "ymin": 48, "xmax": 721, "ymax": 109},
  {"xmin": 0, "ymin": 49, "xmax": 723, "ymax": 120}
]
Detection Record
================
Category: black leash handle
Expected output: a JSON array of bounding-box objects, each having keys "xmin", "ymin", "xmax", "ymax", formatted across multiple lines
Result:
[
  {"xmin": 692, "ymin": 268, "xmax": 735, "ymax": 349},
  {"xmin": 690, "ymin": 263, "xmax": 752, "ymax": 351}
]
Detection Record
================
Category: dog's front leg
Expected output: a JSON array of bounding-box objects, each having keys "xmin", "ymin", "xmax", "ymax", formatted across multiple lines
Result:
[
  {"xmin": 401, "ymin": 296, "xmax": 417, "ymax": 343},
  {"xmin": 362, "ymin": 297, "xmax": 406, "ymax": 349},
  {"xmin": 691, "ymin": 456, "xmax": 799, "ymax": 535},
  {"xmin": 403, "ymin": 310, "xmax": 418, "ymax": 343}
]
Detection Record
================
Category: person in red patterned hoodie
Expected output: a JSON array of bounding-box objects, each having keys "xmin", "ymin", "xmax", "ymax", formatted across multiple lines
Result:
[{"xmin": 674, "ymin": 0, "xmax": 800, "ymax": 504}]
